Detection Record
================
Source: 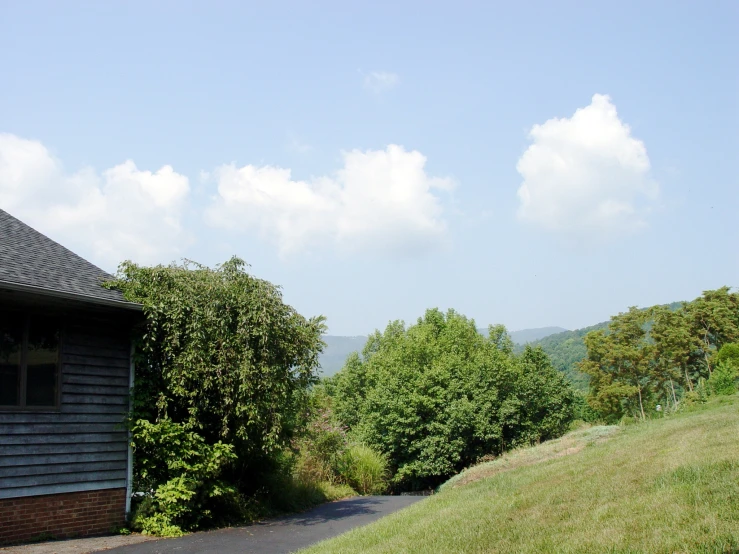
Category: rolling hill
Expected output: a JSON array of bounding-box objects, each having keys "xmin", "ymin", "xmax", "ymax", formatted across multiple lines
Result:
[{"xmin": 518, "ymin": 322, "xmax": 609, "ymax": 390}]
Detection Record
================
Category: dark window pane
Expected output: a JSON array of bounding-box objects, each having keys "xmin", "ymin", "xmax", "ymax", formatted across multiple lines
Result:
[
  {"xmin": 0, "ymin": 314, "xmax": 22, "ymax": 406},
  {"xmin": 26, "ymin": 316, "xmax": 59, "ymax": 407},
  {"xmin": 26, "ymin": 364, "xmax": 57, "ymax": 406}
]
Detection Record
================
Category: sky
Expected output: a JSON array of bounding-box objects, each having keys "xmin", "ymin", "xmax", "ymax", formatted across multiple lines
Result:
[{"xmin": 1, "ymin": 1, "xmax": 737, "ymax": 336}]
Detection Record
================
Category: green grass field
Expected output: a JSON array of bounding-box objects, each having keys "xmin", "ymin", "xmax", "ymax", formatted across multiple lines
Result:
[{"xmin": 301, "ymin": 396, "xmax": 739, "ymax": 553}]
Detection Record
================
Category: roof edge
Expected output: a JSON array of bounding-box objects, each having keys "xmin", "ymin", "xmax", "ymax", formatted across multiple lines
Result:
[{"xmin": 0, "ymin": 279, "xmax": 143, "ymax": 311}]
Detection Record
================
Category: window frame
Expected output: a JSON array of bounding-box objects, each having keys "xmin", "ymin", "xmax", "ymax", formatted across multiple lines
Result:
[{"xmin": 0, "ymin": 312, "xmax": 62, "ymax": 412}]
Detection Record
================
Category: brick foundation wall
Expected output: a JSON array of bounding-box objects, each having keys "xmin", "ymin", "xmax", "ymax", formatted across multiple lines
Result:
[{"xmin": 0, "ymin": 488, "xmax": 127, "ymax": 546}]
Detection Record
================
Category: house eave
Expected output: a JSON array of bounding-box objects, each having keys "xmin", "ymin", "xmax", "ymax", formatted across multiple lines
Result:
[{"xmin": 0, "ymin": 279, "xmax": 142, "ymax": 311}]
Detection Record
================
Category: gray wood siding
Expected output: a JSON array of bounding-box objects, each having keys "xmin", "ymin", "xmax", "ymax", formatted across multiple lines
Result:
[{"xmin": 0, "ymin": 316, "xmax": 131, "ymax": 499}]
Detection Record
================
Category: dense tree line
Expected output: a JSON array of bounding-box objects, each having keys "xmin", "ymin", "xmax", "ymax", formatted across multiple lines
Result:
[
  {"xmin": 522, "ymin": 302, "xmax": 684, "ymax": 392},
  {"xmin": 580, "ymin": 288, "xmax": 739, "ymax": 422}
]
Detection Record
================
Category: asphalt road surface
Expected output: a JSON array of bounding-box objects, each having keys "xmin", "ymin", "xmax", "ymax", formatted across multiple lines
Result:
[{"xmin": 104, "ymin": 496, "xmax": 424, "ymax": 554}]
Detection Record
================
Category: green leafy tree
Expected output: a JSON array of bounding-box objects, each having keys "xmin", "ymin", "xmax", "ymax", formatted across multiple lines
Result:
[
  {"xmin": 110, "ymin": 257, "xmax": 326, "ymax": 451},
  {"xmin": 650, "ymin": 306, "xmax": 696, "ymax": 398},
  {"xmin": 522, "ymin": 302, "xmax": 684, "ymax": 392},
  {"xmin": 709, "ymin": 343, "xmax": 739, "ymax": 396},
  {"xmin": 716, "ymin": 342, "xmax": 739, "ymax": 370},
  {"xmin": 328, "ymin": 351, "xmax": 371, "ymax": 429},
  {"xmin": 684, "ymin": 287, "xmax": 739, "ymax": 375},
  {"xmin": 510, "ymin": 346, "xmax": 577, "ymax": 443},
  {"xmin": 707, "ymin": 362, "xmax": 738, "ymax": 396},
  {"xmin": 330, "ymin": 309, "xmax": 574, "ymax": 490},
  {"xmin": 580, "ymin": 307, "xmax": 653, "ymax": 421},
  {"xmin": 489, "ymin": 323, "xmax": 514, "ymax": 355},
  {"xmin": 107, "ymin": 258, "xmax": 326, "ymax": 532}
]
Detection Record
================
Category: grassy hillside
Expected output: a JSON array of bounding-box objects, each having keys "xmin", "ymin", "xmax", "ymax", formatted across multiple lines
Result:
[{"xmin": 302, "ymin": 395, "xmax": 739, "ymax": 553}]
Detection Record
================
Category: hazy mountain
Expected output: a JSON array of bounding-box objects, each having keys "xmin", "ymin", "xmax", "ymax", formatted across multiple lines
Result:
[
  {"xmin": 510, "ymin": 326, "xmax": 569, "ymax": 344},
  {"xmin": 318, "ymin": 326, "xmax": 568, "ymax": 377},
  {"xmin": 318, "ymin": 335, "xmax": 369, "ymax": 377},
  {"xmin": 479, "ymin": 326, "xmax": 569, "ymax": 344}
]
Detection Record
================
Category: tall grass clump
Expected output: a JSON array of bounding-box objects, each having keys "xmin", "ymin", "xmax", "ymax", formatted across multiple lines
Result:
[
  {"xmin": 339, "ymin": 444, "xmax": 389, "ymax": 495},
  {"xmin": 292, "ymin": 387, "xmax": 388, "ymax": 497}
]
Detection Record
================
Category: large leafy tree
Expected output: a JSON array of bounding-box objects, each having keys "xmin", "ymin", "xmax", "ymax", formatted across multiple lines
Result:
[
  {"xmin": 329, "ymin": 309, "xmax": 574, "ymax": 490},
  {"xmin": 111, "ymin": 257, "xmax": 326, "ymax": 451},
  {"xmin": 684, "ymin": 287, "xmax": 739, "ymax": 375},
  {"xmin": 108, "ymin": 257, "xmax": 326, "ymax": 530},
  {"xmin": 650, "ymin": 306, "xmax": 697, "ymax": 395},
  {"xmin": 580, "ymin": 307, "xmax": 653, "ymax": 421}
]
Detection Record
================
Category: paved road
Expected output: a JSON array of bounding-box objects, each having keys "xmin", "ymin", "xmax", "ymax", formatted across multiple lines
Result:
[{"xmin": 104, "ymin": 496, "xmax": 424, "ymax": 554}]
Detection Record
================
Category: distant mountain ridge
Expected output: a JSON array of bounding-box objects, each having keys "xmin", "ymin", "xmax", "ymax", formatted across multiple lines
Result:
[
  {"xmin": 319, "ymin": 335, "xmax": 369, "ymax": 377},
  {"xmin": 318, "ymin": 325, "xmax": 568, "ymax": 377},
  {"xmin": 491, "ymin": 326, "xmax": 568, "ymax": 345},
  {"xmin": 517, "ymin": 322, "xmax": 610, "ymax": 391}
]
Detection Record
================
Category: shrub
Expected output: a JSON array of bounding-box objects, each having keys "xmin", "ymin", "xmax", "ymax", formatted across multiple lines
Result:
[
  {"xmin": 261, "ymin": 456, "xmax": 349, "ymax": 513},
  {"xmin": 708, "ymin": 362, "xmax": 738, "ymax": 396},
  {"xmin": 290, "ymin": 391, "xmax": 386, "ymax": 497},
  {"xmin": 130, "ymin": 419, "xmax": 240, "ymax": 536},
  {"xmin": 716, "ymin": 343, "xmax": 739, "ymax": 367},
  {"xmin": 572, "ymin": 391, "xmax": 601, "ymax": 423},
  {"xmin": 263, "ymin": 440, "xmax": 356, "ymax": 513},
  {"xmin": 339, "ymin": 444, "xmax": 389, "ymax": 495},
  {"xmin": 684, "ymin": 378, "xmax": 710, "ymax": 406},
  {"xmin": 293, "ymin": 398, "xmax": 348, "ymax": 485}
]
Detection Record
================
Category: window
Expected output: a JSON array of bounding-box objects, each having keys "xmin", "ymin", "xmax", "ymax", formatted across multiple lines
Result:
[{"xmin": 0, "ymin": 313, "xmax": 60, "ymax": 409}]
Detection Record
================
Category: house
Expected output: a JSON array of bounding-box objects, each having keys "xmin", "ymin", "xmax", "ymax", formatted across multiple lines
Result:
[{"xmin": 0, "ymin": 209, "xmax": 141, "ymax": 545}]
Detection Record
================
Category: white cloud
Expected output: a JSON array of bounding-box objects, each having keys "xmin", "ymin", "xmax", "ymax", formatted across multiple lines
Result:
[
  {"xmin": 0, "ymin": 136, "xmax": 454, "ymax": 264},
  {"xmin": 206, "ymin": 145, "xmax": 455, "ymax": 257},
  {"xmin": 516, "ymin": 94, "xmax": 658, "ymax": 237},
  {"xmin": 0, "ymin": 133, "xmax": 190, "ymax": 269},
  {"xmin": 363, "ymin": 71, "xmax": 399, "ymax": 94}
]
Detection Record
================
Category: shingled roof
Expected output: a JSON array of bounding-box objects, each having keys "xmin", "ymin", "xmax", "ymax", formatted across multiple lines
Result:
[{"xmin": 0, "ymin": 209, "xmax": 140, "ymax": 309}]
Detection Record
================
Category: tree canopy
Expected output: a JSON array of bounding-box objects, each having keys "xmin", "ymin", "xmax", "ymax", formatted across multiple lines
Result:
[
  {"xmin": 110, "ymin": 257, "xmax": 326, "ymax": 451},
  {"xmin": 108, "ymin": 257, "xmax": 326, "ymax": 533},
  {"xmin": 327, "ymin": 309, "xmax": 574, "ymax": 490},
  {"xmin": 580, "ymin": 288, "xmax": 739, "ymax": 421}
]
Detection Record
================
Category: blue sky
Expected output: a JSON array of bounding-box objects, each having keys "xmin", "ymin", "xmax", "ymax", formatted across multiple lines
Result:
[{"xmin": 1, "ymin": 1, "xmax": 736, "ymax": 335}]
